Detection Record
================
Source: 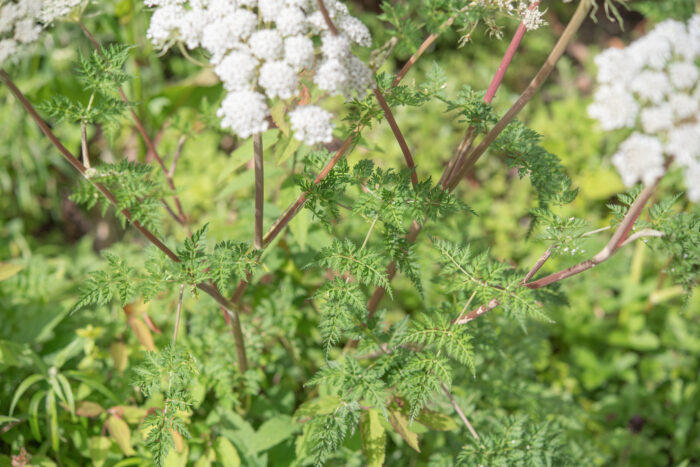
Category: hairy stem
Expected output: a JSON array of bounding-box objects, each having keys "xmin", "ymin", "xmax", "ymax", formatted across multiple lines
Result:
[
  {"xmin": 254, "ymin": 133, "xmax": 264, "ymax": 250},
  {"xmin": 373, "ymin": 88, "xmax": 418, "ymax": 187},
  {"xmin": 1, "ymin": 70, "xmax": 249, "ymax": 374}
]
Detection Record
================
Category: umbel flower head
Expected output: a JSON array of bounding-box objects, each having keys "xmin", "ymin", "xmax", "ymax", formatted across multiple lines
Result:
[
  {"xmin": 144, "ymin": 0, "xmax": 374, "ymax": 144},
  {"xmin": 588, "ymin": 14, "xmax": 700, "ymax": 202},
  {"xmin": 0, "ymin": 0, "xmax": 84, "ymax": 66}
]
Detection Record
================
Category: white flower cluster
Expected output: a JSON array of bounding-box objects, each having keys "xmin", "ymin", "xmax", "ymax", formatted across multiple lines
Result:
[
  {"xmin": 588, "ymin": 15, "xmax": 700, "ymax": 202},
  {"xmin": 0, "ymin": 0, "xmax": 82, "ymax": 66},
  {"xmin": 469, "ymin": 0, "xmax": 546, "ymax": 31},
  {"xmin": 144, "ymin": 0, "xmax": 374, "ymax": 142}
]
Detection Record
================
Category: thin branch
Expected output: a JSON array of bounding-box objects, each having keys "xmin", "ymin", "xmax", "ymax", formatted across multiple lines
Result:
[
  {"xmin": 254, "ymin": 133, "xmax": 264, "ymax": 250},
  {"xmin": 361, "ymin": 213, "xmax": 380, "ymax": 250},
  {"xmin": 373, "ymin": 88, "xmax": 418, "ymax": 187},
  {"xmin": 620, "ymin": 228, "xmax": 664, "ymax": 247},
  {"xmin": 316, "ymin": 0, "xmax": 339, "ymax": 35},
  {"xmin": 453, "ymin": 178, "xmax": 663, "ymax": 325},
  {"xmin": 446, "ymin": 0, "xmax": 591, "ymax": 191},
  {"xmin": 440, "ymin": 382, "xmax": 481, "ymax": 442},
  {"xmin": 521, "ymin": 247, "xmax": 551, "ymax": 284},
  {"xmin": 1, "ymin": 70, "xmax": 249, "ymax": 374},
  {"xmin": 172, "ymin": 284, "xmax": 185, "ymax": 345},
  {"xmin": 169, "ymin": 134, "xmax": 186, "ymax": 178},
  {"xmin": 80, "ymin": 123, "xmax": 91, "ymax": 168},
  {"xmin": 78, "ymin": 21, "xmax": 188, "ymax": 226}
]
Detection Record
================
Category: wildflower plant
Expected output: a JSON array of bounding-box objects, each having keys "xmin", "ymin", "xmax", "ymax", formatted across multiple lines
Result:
[{"xmin": 1, "ymin": 0, "xmax": 699, "ymax": 466}]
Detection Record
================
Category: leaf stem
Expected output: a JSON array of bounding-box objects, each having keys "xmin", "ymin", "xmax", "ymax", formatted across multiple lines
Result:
[
  {"xmin": 78, "ymin": 21, "xmax": 188, "ymax": 227},
  {"xmin": 172, "ymin": 284, "xmax": 185, "ymax": 345},
  {"xmin": 254, "ymin": 133, "xmax": 264, "ymax": 250},
  {"xmin": 373, "ymin": 88, "xmax": 418, "ymax": 187}
]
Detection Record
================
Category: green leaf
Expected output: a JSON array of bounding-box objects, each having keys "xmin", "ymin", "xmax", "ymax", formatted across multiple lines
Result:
[
  {"xmin": 107, "ymin": 415, "xmax": 136, "ymax": 456},
  {"xmin": 28, "ymin": 390, "xmax": 46, "ymax": 442},
  {"xmin": 0, "ymin": 262, "xmax": 23, "ymax": 281},
  {"xmin": 10, "ymin": 373, "xmax": 44, "ymax": 416},
  {"xmin": 0, "ymin": 415, "xmax": 19, "ymax": 426},
  {"xmin": 214, "ymin": 437, "xmax": 241, "ymax": 467},
  {"xmin": 293, "ymin": 396, "xmax": 343, "ymax": 422},
  {"xmin": 46, "ymin": 389, "xmax": 59, "ymax": 452},
  {"xmin": 416, "ymin": 409, "xmax": 458, "ymax": 431},
  {"xmin": 89, "ymin": 436, "xmax": 112, "ymax": 467},
  {"xmin": 361, "ymin": 409, "xmax": 386, "ymax": 467},
  {"xmin": 388, "ymin": 410, "xmax": 420, "ymax": 452},
  {"xmin": 251, "ymin": 415, "xmax": 298, "ymax": 454}
]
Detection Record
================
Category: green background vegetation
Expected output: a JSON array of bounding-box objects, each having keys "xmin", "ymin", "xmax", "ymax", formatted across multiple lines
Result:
[{"xmin": 1, "ymin": 1, "xmax": 698, "ymax": 465}]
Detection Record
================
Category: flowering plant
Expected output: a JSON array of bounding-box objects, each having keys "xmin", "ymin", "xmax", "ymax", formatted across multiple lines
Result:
[{"xmin": 0, "ymin": 0, "xmax": 698, "ymax": 466}]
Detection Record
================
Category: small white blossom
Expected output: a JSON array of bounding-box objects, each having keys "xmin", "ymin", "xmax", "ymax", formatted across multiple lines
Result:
[
  {"xmin": 217, "ymin": 91, "xmax": 270, "ymax": 138},
  {"xmin": 666, "ymin": 124, "xmax": 700, "ymax": 167},
  {"xmin": 249, "ymin": 29, "xmax": 284, "ymax": 61},
  {"xmin": 640, "ymin": 104, "xmax": 673, "ymax": 134},
  {"xmin": 284, "ymin": 35, "xmax": 314, "ymax": 70},
  {"xmin": 321, "ymin": 33, "xmax": 351, "ymax": 60},
  {"xmin": 259, "ymin": 60, "xmax": 298, "ymax": 99},
  {"xmin": 630, "ymin": 70, "xmax": 671, "ymax": 104},
  {"xmin": 289, "ymin": 105, "xmax": 334, "ymax": 144},
  {"xmin": 0, "ymin": 38, "xmax": 17, "ymax": 64},
  {"xmin": 669, "ymin": 93, "xmax": 698, "ymax": 121},
  {"xmin": 684, "ymin": 162, "xmax": 700, "ymax": 201},
  {"xmin": 337, "ymin": 15, "xmax": 372, "ymax": 47},
  {"xmin": 275, "ymin": 7, "xmax": 307, "ymax": 36},
  {"xmin": 612, "ymin": 133, "xmax": 665, "ymax": 187},
  {"xmin": 668, "ymin": 61, "xmax": 698, "ymax": 90},
  {"xmin": 587, "ymin": 85, "xmax": 638, "ymax": 130},
  {"xmin": 517, "ymin": 1, "xmax": 545, "ymax": 31},
  {"xmin": 258, "ymin": 0, "xmax": 284, "ymax": 23},
  {"xmin": 215, "ymin": 50, "xmax": 258, "ymax": 91}
]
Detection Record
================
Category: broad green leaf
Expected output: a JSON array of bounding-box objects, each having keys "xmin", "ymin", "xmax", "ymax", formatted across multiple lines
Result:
[
  {"xmin": 275, "ymin": 134, "xmax": 302, "ymax": 165},
  {"xmin": 214, "ymin": 437, "xmax": 241, "ymax": 467},
  {"xmin": 76, "ymin": 400, "xmax": 105, "ymax": 417},
  {"xmin": 292, "ymin": 396, "xmax": 342, "ymax": 422},
  {"xmin": 89, "ymin": 436, "xmax": 112, "ymax": 467},
  {"xmin": 0, "ymin": 262, "xmax": 23, "ymax": 281},
  {"xmin": 9, "ymin": 373, "xmax": 44, "ymax": 415},
  {"xmin": 361, "ymin": 409, "xmax": 386, "ymax": 467},
  {"xmin": 389, "ymin": 410, "xmax": 420, "ymax": 452},
  {"xmin": 251, "ymin": 415, "xmax": 298, "ymax": 454},
  {"xmin": 416, "ymin": 409, "xmax": 458, "ymax": 431},
  {"xmin": 271, "ymin": 101, "xmax": 289, "ymax": 136},
  {"xmin": 107, "ymin": 415, "xmax": 136, "ymax": 456}
]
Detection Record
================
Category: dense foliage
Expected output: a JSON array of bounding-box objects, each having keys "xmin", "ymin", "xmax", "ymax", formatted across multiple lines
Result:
[{"xmin": 1, "ymin": 1, "xmax": 699, "ymax": 466}]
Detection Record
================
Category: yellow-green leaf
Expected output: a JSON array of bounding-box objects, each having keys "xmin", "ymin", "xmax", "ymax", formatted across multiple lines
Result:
[
  {"xmin": 111, "ymin": 342, "xmax": 128, "ymax": 372},
  {"xmin": 128, "ymin": 318, "xmax": 156, "ymax": 351},
  {"xmin": 106, "ymin": 415, "xmax": 136, "ymax": 456},
  {"xmin": 76, "ymin": 400, "xmax": 104, "ymax": 417},
  {"xmin": 193, "ymin": 448, "xmax": 216, "ymax": 467},
  {"xmin": 293, "ymin": 396, "xmax": 342, "ymax": 422},
  {"xmin": 389, "ymin": 410, "xmax": 420, "ymax": 452},
  {"xmin": 361, "ymin": 409, "xmax": 386, "ymax": 467},
  {"xmin": 89, "ymin": 436, "xmax": 112, "ymax": 467},
  {"xmin": 214, "ymin": 437, "xmax": 241, "ymax": 467},
  {"xmin": 271, "ymin": 101, "xmax": 289, "ymax": 136},
  {"xmin": 416, "ymin": 409, "xmax": 458, "ymax": 431},
  {"xmin": 0, "ymin": 262, "xmax": 23, "ymax": 281}
]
